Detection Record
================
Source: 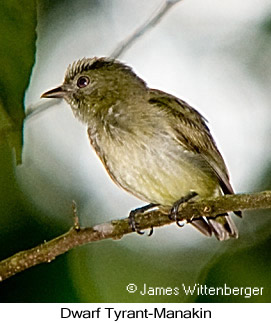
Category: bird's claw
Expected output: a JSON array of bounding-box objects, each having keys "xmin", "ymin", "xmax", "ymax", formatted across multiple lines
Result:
[
  {"xmin": 169, "ymin": 191, "xmax": 198, "ymax": 226},
  {"xmin": 128, "ymin": 211, "xmax": 144, "ymax": 235},
  {"xmin": 128, "ymin": 203, "xmax": 158, "ymax": 236}
]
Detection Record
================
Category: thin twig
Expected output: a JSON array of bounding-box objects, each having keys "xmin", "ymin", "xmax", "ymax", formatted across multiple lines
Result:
[
  {"xmin": 24, "ymin": 99, "xmax": 62, "ymax": 122},
  {"xmin": 25, "ymin": 0, "xmax": 183, "ymax": 123},
  {"xmin": 111, "ymin": 0, "xmax": 183, "ymax": 58},
  {"xmin": 0, "ymin": 191, "xmax": 270, "ymax": 282}
]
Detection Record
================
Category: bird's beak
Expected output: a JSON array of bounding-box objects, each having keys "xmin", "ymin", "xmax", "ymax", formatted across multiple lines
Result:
[{"xmin": 41, "ymin": 85, "xmax": 68, "ymax": 99}]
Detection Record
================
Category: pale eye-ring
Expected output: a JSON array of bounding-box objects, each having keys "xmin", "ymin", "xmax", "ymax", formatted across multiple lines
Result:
[{"xmin": 77, "ymin": 76, "xmax": 90, "ymax": 88}]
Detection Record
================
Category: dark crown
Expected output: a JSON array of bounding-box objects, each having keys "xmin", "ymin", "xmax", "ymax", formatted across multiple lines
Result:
[{"xmin": 64, "ymin": 57, "xmax": 132, "ymax": 82}]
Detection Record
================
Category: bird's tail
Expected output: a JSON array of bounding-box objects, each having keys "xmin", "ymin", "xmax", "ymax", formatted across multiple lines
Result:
[{"xmin": 191, "ymin": 214, "xmax": 238, "ymax": 241}]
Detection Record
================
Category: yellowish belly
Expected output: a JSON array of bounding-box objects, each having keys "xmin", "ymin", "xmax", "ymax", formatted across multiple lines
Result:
[{"xmin": 101, "ymin": 138, "xmax": 220, "ymax": 206}]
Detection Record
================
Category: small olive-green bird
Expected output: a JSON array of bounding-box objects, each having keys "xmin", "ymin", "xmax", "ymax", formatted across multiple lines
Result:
[{"xmin": 42, "ymin": 57, "xmax": 240, "ymax": 241}]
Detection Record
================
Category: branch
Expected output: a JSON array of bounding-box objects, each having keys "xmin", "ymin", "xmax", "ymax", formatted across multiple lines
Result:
[
  {"xmin": 111, "ymin": 0, "xmax": 183, "ymax": 58},
  {"xmin": 0, "ymin": 191, "xmax": 271, "ymax": 282}
]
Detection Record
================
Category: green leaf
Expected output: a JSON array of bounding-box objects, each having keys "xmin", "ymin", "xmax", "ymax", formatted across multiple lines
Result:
[{"xmin": 0, "ymin": 0, "xmax": 37, "ymax": 163}]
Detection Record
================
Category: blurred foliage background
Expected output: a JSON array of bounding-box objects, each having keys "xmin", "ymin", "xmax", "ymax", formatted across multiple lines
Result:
[{"xmin": 0, "ymin": 0, "xmax": 270, "ymax": 302}]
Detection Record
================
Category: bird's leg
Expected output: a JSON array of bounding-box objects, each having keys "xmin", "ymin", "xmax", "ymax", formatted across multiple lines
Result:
[
  {"xmin": 169, "ymin": 191, "xmax": 198, "ymax": 226},
  {"xmin": 129, "ymin": 203, "xmax": 158, "ymax": 235}
]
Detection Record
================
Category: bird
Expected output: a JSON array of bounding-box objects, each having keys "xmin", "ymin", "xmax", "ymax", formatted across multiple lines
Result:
[{"xmin": 41, "ymin": 57, "xmax": 240, "ymax": 241}]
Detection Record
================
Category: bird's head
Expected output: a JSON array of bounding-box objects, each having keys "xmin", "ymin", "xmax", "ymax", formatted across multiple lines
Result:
[{"xmin": 41, "ymin": 57, "xmax": 146, "ymax": 123}]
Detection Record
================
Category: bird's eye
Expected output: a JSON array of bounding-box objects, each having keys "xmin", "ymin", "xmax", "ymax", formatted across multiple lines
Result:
[{"xmin": 77, "ymin": 76, "xmax": 90, "ymax": 88}]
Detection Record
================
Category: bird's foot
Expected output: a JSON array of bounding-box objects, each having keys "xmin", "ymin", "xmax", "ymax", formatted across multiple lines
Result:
[
  {"xmin": 129, "ymin": 203, "xmax": 158, "ymax": 236},
  {"xmin": 169, "ymin": 191, "xmax": 198, "ymax": 226}
]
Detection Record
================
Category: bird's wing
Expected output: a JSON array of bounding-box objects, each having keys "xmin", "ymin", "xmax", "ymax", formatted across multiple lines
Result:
[
  {"xmin": 148, "ymin": 89, "xmax": 241, "ymax": 238},
  {"xmin": 148, "ymin": 89, "xmax": 234, "ymax": 195}
]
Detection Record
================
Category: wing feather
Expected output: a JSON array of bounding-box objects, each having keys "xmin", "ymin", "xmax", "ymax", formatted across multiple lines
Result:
[
  {"xmin": 148, "ymin": 89, "xmax": 242, "ymax": 228},
  {"xmin": 148, "ymin": 89, "xmax": 233, "ymax": 195}
]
